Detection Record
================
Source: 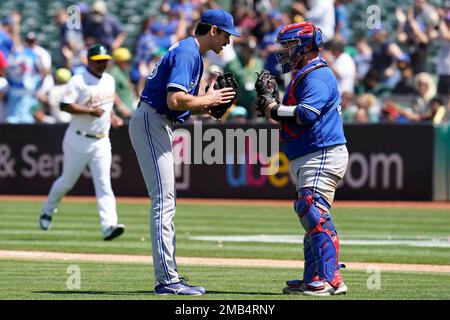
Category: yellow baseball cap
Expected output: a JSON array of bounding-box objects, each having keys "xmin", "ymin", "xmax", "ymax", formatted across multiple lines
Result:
[
  {"xmin": 88, "ymin": 44, "xmax": 112, "ymax": 61},
  {"xmin": 113, "ymin": 47, "xmax": 132, "ymax": 62}
]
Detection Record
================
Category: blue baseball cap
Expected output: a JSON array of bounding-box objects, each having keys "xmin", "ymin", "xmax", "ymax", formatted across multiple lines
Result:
[
  {"xmin": 1, "ymin": 16, "xmax": 13, "ymax": 25},
  {"xmin": 200, "ymin": 8, "xmax": 241, "ymax": 37}
]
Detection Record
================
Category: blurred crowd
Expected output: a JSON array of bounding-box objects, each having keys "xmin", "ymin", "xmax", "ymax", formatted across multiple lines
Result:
[{"xmin": 0, "ymin": 0, "xmax": 449, "ymax": 125}]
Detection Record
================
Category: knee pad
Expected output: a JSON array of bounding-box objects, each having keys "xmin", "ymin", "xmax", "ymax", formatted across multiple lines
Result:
[{"xmin": 294, "ymin": 188, "xmax": 322, "ymax": 232}]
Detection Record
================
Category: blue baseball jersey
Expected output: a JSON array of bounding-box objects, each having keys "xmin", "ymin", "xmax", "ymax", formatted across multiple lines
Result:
[
  {"xmin": 140, "ymin": 37, "xmax": 203, "ymax": 123},
  {"xmin": 281, "ymin": 58, "xmax": 346, "ymax": 160},
  {"xmin": 0, "ymin": 30, "xmax": 13, "ymax": 58}
]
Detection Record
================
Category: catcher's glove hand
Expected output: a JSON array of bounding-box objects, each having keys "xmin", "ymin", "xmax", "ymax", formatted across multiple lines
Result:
[
  {"xmin": 254, "ymin": 70, "xmax": 280, "ymax": 117},
  {"xmin": 207, "ymin": 72, "xmax": 239, "ymax": 120}
]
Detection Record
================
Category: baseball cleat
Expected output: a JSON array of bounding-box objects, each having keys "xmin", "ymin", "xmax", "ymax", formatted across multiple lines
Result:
[
  {"xmin": 103, "ymin": 224, "xmax": 125, "ymax": 241},
  {"xmin": 303, "ymin": 281, "xmax": 348, "ymax": 296},
  {"xmin": 180, "ymin": 277, "xmax": 206, "ymax": 294},
  {"xmin": 39, "ymin": 212, "xmax": 52, "ymax": 230},
  {"xmin": 154, "ymin": 282, "xmax": 204, "ymax": 296},
  {"xmin": 282, "ymin": 279, "xmax": 306, "ymax": 294}
]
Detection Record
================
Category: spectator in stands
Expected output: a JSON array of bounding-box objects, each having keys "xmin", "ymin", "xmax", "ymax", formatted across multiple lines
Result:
[
  {"xmin": 324, "ymin": 40, "xmax": 356, "ymax": 95},
  {"xmin": 411, "ymin": 72, "xmax": 437, "ymax": 114},
  {"xmin": 341, "ymin": 91, "xmax": 357, "ymax": 123},
  {"xmin": 160, "ymin": 0, "xmax": 200, "ymax": 24},
  {"xmin": 54, "ymin": 7, "xmax": 86, "ymax": 74},
  {"xmin": 0, "ymin": 50, "xmax": 7, "ymax": 123},
  {"xmin": 353, "ymin": 107, "xmax": 369, "ymax": 123},
  {"xmin": 355, "ymin": 93, "xmax": 380, "ymax": 123},
  {"xmin": 35, "ymin": 68, "xmax": 72, "ymax": 124},
  {"xmin": 225, "ymin": 40, "xmax": 263, "ymax": 118},
  {"xmin": 334, "ymin": 0, "xmax": 351, "ymax": 44},
  {"xmin": 258, "ymin": 10, "xmax": 284, "ymax": 77},
  {"xmin": 356, "ymin": 69, "xmax": 390, "ymax": 98},
  {"xmin": 382, "ymin": 98, "xmax": 429, "ymax": 123},
  {"xmin": 0, "ymin": 17, "xmax": 13, "ymax": 58},
  {"xmin": 396, "ymin": 0, "xmax": 439, "ymax": 75},
  {"xmin": 234, "ymin": 7, "xmax": 258, "ymax": 32},
  {"xmin": 370, "ymin": 25, "xmax": 408, "ymax": 89},
  {"xmin": 392, "ymin": 59, "xmax": 416, "ymax": 95},
  {"xmin": 6, "ymin": 12, "xmax": 45, "ymax": 124},
  {"xmin": 291, "ymin": 0, "xmax": 335, "ymax": 44},
  {"xmin": 132, "ymin": 12, "xmax": 187, "ymax": 89},
  {"xmin": 25, "ymin": 31, "xmax": 54, "ymax": 95},
  {"xmin": 131, "ymin": 17, "xmax": 159, "ymax": 85},
  {"xmin": 110, "ymin": 47, "xmax": 136, "ymax": 120},
  {"xmin": 83, "ymin": 0, "xmax": 126, "ymax": 51},
  {"xmin": 436, "ymin": 8, "xmax": 450, "ymax": 99},
  {"xmin": 380, "ymin": 103, "xmax": 402, "ymax": 123},
  {"xmin": 353, "ymin": 36, "xmax": 373, "ymax": 84},
  {"xmin": 422, "ymin": 96, "xmax": 447, "ymax": 124},
  {"xmin": 150, "ymin": 10, "xmax": 188, "ymax": 51},
  {"xmin": 24, "ymin": 32, "xmax": 51, "ymax": 76},
  {"xmin": 226, "ymin": 105, "xmax": 248, "ymax": 124},
  {"xmin": 0, "ymin": 49, "xmax": 6, "ymax": 78},
  {"xmin": 24, "ymin": 31, "xmax": 54, "ymax": 105}
]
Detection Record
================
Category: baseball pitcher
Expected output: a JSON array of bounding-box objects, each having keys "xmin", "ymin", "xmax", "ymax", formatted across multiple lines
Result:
[{"xmin": 128, "ymin": 8, "xmax": 240, "ymax": 295}]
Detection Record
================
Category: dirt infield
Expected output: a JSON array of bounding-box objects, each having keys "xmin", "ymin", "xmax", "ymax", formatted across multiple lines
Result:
[
  {"xmin": 1, "ymin": 195, "xmax": 449, "ymax": 209},
  {"xmin": 0, "ymin": 250, "xmax": 449, "ymax": 273}
]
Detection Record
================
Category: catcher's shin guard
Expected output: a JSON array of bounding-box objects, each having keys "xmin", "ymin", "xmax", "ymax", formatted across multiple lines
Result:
[
  {"xmin": 294, "ymin": 188, "xmax": 340, "ymax": 284},
  {"xmin": 302, "ymin": 234, "xmax": 317, "ymax": 284}
]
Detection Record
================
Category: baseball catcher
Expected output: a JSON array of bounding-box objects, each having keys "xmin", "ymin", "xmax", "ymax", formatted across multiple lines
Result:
[
  {"xmin": 255, "ymin": 22, "xmax": 349, "ymax": 297},
  {"xmin": 207, "ymin": 72, "xmax": 239, "ymax": 120},
  {"xmin": 254, "ymin": 70, "xmax": 280, "ymax": 118}
]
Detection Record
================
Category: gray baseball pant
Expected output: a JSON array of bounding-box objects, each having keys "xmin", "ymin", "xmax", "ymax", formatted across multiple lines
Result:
[{"xmin": 128, "ymin": 101, "xmax": 179, "ymax": 285}]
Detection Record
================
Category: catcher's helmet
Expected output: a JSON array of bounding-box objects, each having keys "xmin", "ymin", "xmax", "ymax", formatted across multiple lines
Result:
[{"xmin": 275, "ymin": 21, "xmax": 323, "ymax": 73}]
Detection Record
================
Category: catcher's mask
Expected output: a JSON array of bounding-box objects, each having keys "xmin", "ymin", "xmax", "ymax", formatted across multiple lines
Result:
[{"xmin": 275, "ymin": 21, "xmax": 323, "ymax": 73}]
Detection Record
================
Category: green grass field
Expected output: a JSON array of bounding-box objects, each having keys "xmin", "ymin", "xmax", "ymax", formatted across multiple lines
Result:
[{"xmin": 0, "ymin": 199, "xmax": 449, "ymax": 300}]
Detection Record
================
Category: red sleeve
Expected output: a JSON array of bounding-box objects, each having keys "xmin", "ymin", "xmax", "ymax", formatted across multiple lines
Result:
[{"xmin": 0, "ymin": 51, "xmax": 8, "ymax": 69}]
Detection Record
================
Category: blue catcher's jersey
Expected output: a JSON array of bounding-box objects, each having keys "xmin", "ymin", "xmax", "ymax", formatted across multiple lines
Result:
[
  {"xmin": 281, "ymin": 58, "xmax": 346, "ymax": 160},
  {"xmin": 140, "ymin": 37, "xmax": 203, "ymax": 123}
]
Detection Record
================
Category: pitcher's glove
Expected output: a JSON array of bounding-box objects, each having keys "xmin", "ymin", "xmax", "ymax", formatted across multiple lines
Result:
[
  {"xmin": 254, "ymin": 70, "xmax": 280, "ymax": 117},
  {"xmin": 207, "ymin": 72, "xmax": 239, "ymax": 120}
]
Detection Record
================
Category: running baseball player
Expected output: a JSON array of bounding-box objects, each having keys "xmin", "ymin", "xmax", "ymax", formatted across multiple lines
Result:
[
  {"xmin": 255, "ymin": 22, "xmax": 348, "ymax": 296},
  {"xmin": 129, "ymin": 8, "xmax": 240, "ymax": 295},
  {"xmin": 39, "ymin": 44, "xmax": 125, "ymax": 241}
]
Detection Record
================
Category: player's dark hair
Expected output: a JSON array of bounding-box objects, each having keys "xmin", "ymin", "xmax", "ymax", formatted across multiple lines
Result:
[{"xmin": 194, "ymin": 22, "xmax": 224, "ymax": 36}]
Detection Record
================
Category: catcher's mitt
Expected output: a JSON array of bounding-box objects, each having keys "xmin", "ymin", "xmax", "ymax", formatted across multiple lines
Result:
[
  {"xmin": 254, "ymin": 70, "xmax": 280, "ymax": 116},
  {"xmin": 208, "ymin": 72, "xmax": 239, "ymax": 120}
]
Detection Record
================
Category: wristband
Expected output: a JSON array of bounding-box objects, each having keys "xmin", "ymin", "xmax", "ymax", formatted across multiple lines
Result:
[{"xmin": 270, "ymin": 104, "xmax": 298, "ymax": 122}]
